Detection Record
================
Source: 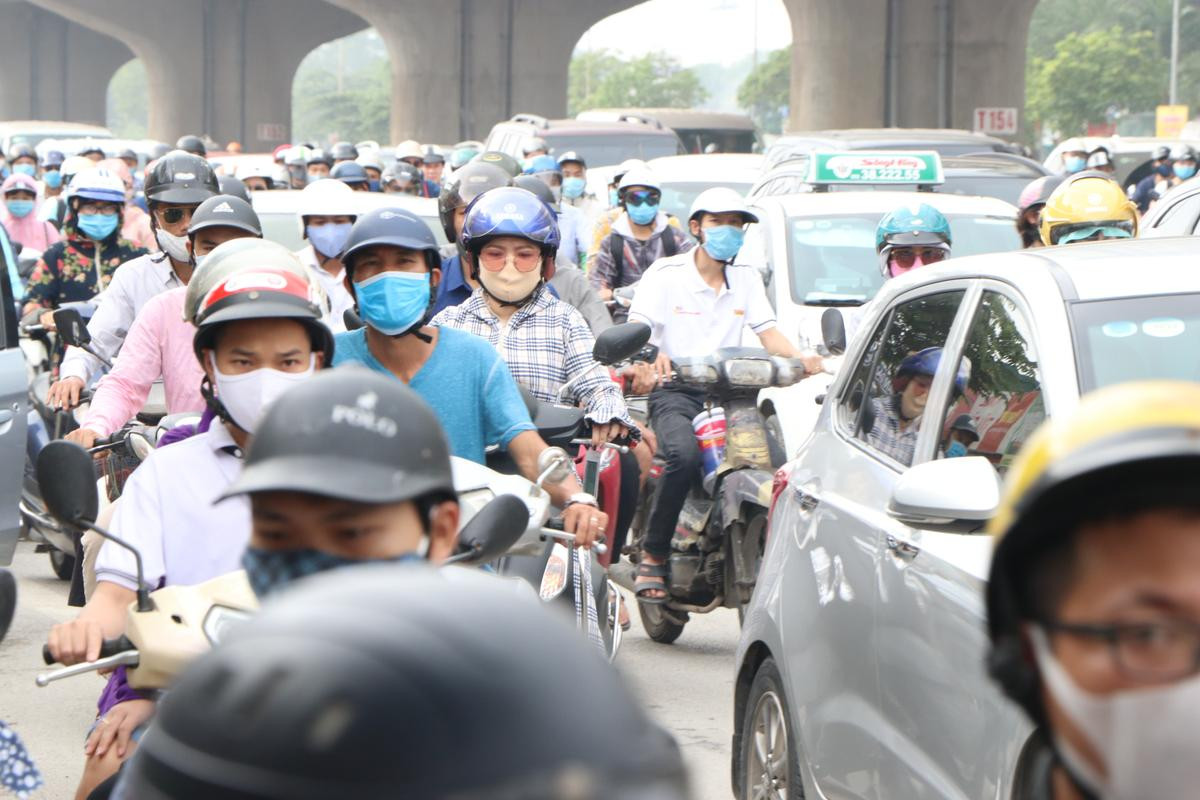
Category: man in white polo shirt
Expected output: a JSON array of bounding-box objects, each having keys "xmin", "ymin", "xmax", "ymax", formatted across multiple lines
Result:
[{"xmin": 627, "ymin": 188, "xmax": 822, "ymax": 602}]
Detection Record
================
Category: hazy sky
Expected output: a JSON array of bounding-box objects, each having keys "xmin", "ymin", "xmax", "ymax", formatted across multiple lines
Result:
[{"xmin": 576, "ymin": 0, "xmax": 792, "ymax": 66}]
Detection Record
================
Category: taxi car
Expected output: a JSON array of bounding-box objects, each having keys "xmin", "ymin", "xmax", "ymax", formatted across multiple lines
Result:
[
  {"xmin": 732, "ymin": 235, "xmax": 1200, "ymax": 800},
  {"xmin": 742, "ymin": 152, "xmax": 1021, "ymax": 455}
]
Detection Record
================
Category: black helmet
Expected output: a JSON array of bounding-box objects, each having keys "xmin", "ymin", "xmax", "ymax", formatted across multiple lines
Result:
[
  {"xmin": 187, "ymin": 194, "xmax": 263, "ymax": 239},
  {"xmin": 307, "ymin": 149, "xmax": 333, "ymax": 167},
  {"xmin": 437, "ymin": 161, "xmax": 512, "ymax": 240},
  {"xmin": 216, "ymin": 174, "xmax": 250, "ymax": 203},
  {"xmin": 512, "ymin": 174, "xmax": 560, "ymax": 214},
  {"xmin": 118, "ymin": 567, "xmax": 689, "ymax": 800},
  {"xmin": 330, "ymin": 161, "xmax": 369, "ymax": 187},
  {"xmin": 1153, "ymin": 144, "xmax": 1172, "ymax": 161},
  {"xmin": 144, "ymin": 151, "xmax": 220, "ymax": 205},
  {"xmin": 421, "ymin": 145, "xmax": 445, "ymax": 165},
  {"xmin": 330, "ymin": 141, "xmax": 359, "ymax": 162},
  {"xmin": 175, "ymin": 135, "xmax": 207, "ymax": 157},
  {"xmin": 220, "ymin": 368, "xmax": 453, "ymax": 505},
  {"xmin": 118, "ymin": 148, "xmax": 138, "ymax": 163},
  {"xmin": 384, "ymin": 162, "xmax": 421, "ymax": 190},
  {"xmin": 475, "ymin": 150, "xmax": 523, "ymax": 177},
  {"xmin": 149, "ymin": 142, "xmax": 172, "ymax": 161},
  {"xmin": 342, "ymin": 206, "xmax": 442, "ymax": 278}
]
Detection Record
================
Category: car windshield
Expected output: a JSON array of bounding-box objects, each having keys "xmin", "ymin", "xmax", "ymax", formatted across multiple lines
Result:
[
  {"xmin": 1071, "ymin": 294, "xmax": 1200, "ymax": 391},
  {"xmin": 259, "ymin": 212, "xmax": 446, "ymax": 252},
  {"xmin": 659, "ymin": 181, "xmax": 754, "ymax": 222},
  {"xmin": 786, "ymin": 213, "xmax": 1019, "ymax": 305},
  {"xmin": 546, "ymin": 134, "xmax": 683, "ymax": 167},
  {"xmin": 937, "ymin": 175, "xmax": 1033, "ymax": 206}
]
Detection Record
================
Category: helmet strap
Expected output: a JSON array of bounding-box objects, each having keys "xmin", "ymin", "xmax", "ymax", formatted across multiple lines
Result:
[{"xmin": 200, "ymin": 375, "xmax": 237, "ymax": 429}]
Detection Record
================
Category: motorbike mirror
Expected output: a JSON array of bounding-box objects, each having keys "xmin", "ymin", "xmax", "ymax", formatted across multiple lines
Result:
[
  {"xmin": 0, "ymin": 569, "xmax": 15, "ymax": 645},
  {"xmin": 821, "ymin": 308, "xmax": 847, "ymax": 356},
  {"xmin": 446, "ymin": 494, "xmax": 530, "ymax": 566},
  {"xmin": 53, "ymin": 308, "xmax": 90, "ymax": 348},
  {"xmin": 536, "ymin": 447, "xmax": 573, "ymax": 487},
  {"xmin": 592, "ymin": 322, "xmax": 651, "ymax": 365},
  {"xmin": 127, "ymin": 431, "xmax": 154, "ymax": 462},
  {"xmin": 36, "ymin": 440, "xmax": 98, "ymax": 525},
  {"xmin": 342, "ymin": 307, "xmax": 364, "ymax": 331}
]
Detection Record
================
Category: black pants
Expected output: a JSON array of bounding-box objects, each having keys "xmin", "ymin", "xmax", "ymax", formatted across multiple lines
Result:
[
  {"xmin": 611, "ymin": 448, "xmax": 641, "ymax": 561},
  {"xmin": 644, "ymin": 385, "xmax": 706, "ymax": 560}
]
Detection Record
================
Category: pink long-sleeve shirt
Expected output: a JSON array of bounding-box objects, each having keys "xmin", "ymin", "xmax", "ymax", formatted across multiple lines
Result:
[{"xmin": 82, "ymin": 287, "xmax": 205, "ymax": 437}]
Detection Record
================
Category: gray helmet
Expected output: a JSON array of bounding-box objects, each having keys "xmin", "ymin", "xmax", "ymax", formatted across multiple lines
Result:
[
  {"xmin": 220, "ymin": 368, "xmax": 454, "ymax": 505},
  {"xmin": 216, "ymin": 174, "xmax": 251, "ymax": 203},
  {"xmin": 117, "ymin": 567, "xmax": 689, "ymax": 800},
  {"xmin": 512, "ymin": 173, "xmax": 560, "ymax": 214},
  {"xmin": 187, "ymin": 194, "xmax": 263, "ymax": 239},
  {"xmin": 330, "ymin": 141, "xmax": 359, "ymax": 162},
  {"xmin": 175, "ymin": 134, "xmax": 207, "ymax": 157}
]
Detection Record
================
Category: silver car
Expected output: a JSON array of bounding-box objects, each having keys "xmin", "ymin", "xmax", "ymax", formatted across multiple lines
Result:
[{"xmin": 732, "ymin": 236, "xmax": 1200, "ymax": 799}]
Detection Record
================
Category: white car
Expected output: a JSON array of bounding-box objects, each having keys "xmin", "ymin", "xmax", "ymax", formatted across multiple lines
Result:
[
  {"xmin": 643, "ymin": 153, "xmax": 763, "ymax": 221},
  {"xmin": 743, "ymin": 189, "xmax": 1021, "ymax": 456},
  {"xmin": 249, "ymin": 190, "xmax": 446, "ymax": 252}
]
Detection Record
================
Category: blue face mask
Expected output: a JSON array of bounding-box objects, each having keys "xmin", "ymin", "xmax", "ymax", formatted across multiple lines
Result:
[
  {"xmin": 1157, "ymin": 162, "xmax": 1174, "ymax": 177},
  {"xmin": 1175, "ymin": 163, "xmax": 1197, "ymax": 180},
  {"xmin": 626, "ymin": 201, "xmax": 659, "ymax": 226},
  {"xmin": 6, "ymin": 200, "xmax": 33, "ymax": 219},
  {"xmin": 242, "ymin": 546, "xmax": 425, "ymax": 598},
  {"xmin": 945, "ymin": 440, "xmax": 968, "ymax": 458},
  {"xmin": 367, "ymin": 179, "xmax": 381, "ymax": 193},
  {"xmin": 354, "ymin": 270, "xmax": 431, "ymax": 335},
  {"xmin": 562, "ymin": 176, "xmax": 586, "ymax": 199},
  {"xmin": 307, "ymin": 222, "xmax": 353, "ymax": 258},
  {"xmin": 77, "ymin": 212, "xmax": 118, "ymax": 241},
  {"xmin": 701, "ymin": 225, "xmax": 746, "ymax": 262},
  {"xmin": 608, "ymin": 187, "xmax": 619, "ymax": 206},
  {"xmin": 1064, "ymin": 156, "xmax": 1087, "ymax": 174},
  {"xmin": 13, "ymin": 164, "xmax": 35, "ymax": 178},
  {"xmin": 42, "ymin": 170, "xmax": 62, "ymax": 189}
]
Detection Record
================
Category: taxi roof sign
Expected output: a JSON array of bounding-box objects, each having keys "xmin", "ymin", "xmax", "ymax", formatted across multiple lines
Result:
[{"xmin": 806, "ymin": 151, "xmax": 944, "ymax": 187}]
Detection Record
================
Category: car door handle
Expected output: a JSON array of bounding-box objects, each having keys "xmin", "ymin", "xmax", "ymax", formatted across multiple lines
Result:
[
  {"xmin": 792, "ymin": 483, "xmax": 820, "ymax": 512},
  {"xmin": 885, "ymin": 534, "xmax": 919, "ymax": 561},
  {"xmin": 0, "ymin": 410, "xmax": 12, "ymax": 425}
]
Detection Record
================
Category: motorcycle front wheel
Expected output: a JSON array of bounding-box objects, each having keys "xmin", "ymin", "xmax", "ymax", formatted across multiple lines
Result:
[{"xmin": 637, "ymin": 600, "xmax": 687, "ymax": 644}]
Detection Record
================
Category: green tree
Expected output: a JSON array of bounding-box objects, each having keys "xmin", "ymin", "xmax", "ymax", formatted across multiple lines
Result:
[
  {"xmin": 567, "ymin": 50, "xmax": 706, "ymax": 115},
  {"xmin": 106, "ymin": 59, "xmax": 148, "ymax": 138},
  {"xmin": 737, "ymin": 46, "xmax": 790, "ymax": 135},
  {"xmin": 1027, "ymin": 27, "xmax": 1166, "ymax": 136},
  {"xmin": 292, "ymin": 58, "xmax": 391, "ymax": 145}
]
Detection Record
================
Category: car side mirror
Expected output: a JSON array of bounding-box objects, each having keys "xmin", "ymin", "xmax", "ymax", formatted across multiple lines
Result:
[
  {"xmin": 36, "ymin": 440, "xmax": 99, "ymax": 525},
  {"xmin": 592, "ymin": 322, "xmax": 651, "ymax": 365},
  {"xmin": 446, "ymin": 494, "xmax": 530, "ymax": 566},
  {"xmin": 342, "ymin": 308, "xmax": 364, "ymax": 331},
  {"xmin": 821, "ymin": 308, "xmax": 846, "ymax": 356},
  {"xmin": 53, "ymin": 308, "xmax": 90, "ymax": 347},
  {"xmin": 887, "ymin": 456, "xmax": 1000, "ymax": 533}
]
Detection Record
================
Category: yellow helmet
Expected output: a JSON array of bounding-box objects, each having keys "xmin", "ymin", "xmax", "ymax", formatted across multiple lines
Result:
[
  {"xmin": 985, "ymin": 381, "xmax": 1200, "ymax": 716},
  {"xmin": 1038, "ymin": 171, "xmax": 1138, "ymax": 246}
]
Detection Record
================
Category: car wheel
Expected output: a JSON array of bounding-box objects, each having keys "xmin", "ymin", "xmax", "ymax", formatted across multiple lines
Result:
[
  {"xmin": 740, "ymin": 657, "xmax": 802, "ymax": 800},
  {"xmin": 637, "ymin": 600, "xmax": 687, "ymax": 644},
  {"xmin": 49, "ymin": 547, "xmax": 74, "ymax": 581}
]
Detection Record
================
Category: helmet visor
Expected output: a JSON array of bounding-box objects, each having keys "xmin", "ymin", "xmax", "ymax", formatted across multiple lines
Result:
[{"xmin": 1052, "ymin": 220, "xmax": 1135, "ymax": 245}]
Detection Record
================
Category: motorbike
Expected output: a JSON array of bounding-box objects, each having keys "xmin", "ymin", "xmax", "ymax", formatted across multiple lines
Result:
[
  {"xmin": 34, "ymin": 440, "xmax": 530, "ymax": 690},
  {"xmin": 618, "ymin": 348, "xmax": 809, "ymax": 643}
]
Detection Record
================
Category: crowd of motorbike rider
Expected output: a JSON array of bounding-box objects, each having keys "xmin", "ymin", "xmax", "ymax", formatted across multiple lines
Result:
[{"xmin": 3, "ymin": 121, "xmax": 1194, "ymax": 800}]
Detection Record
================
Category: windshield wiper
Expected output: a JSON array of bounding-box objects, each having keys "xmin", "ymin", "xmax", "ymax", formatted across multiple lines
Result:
[{"xmin": 804, "ymin": 292, "xmax": 866, "ymax": 307}]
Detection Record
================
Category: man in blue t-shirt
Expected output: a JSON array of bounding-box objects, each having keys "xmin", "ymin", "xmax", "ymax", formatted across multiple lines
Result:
[{"xmin": 332, "ymin": 206, "xmax": 608, "ymax": 548}]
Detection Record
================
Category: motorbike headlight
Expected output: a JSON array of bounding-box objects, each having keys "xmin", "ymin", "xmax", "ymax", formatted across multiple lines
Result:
[
  {"xmin": 676, "ymin": 361, "xmax": 719, "ymax": 384},
  {"xmin": 202, "ymin": 605, "xmax": 253, "ymax": 644},
  {"xmin": 724, "ymin": 358, "xmax": 775, "ymax": 387},
  {"xmin": 771, "ymin": 357, "xmax": 808, "ymax": 387}
]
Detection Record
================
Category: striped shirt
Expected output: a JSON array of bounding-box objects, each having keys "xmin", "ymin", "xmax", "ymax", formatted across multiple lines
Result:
[{"xmin": 431, "ymin": 286, "xmax": 635, "ymax": 432}]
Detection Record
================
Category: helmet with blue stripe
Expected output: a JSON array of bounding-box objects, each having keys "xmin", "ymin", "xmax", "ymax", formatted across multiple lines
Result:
[{"xmin": 68, "ymin": 167, "xmax": 127, "ymax": 205}]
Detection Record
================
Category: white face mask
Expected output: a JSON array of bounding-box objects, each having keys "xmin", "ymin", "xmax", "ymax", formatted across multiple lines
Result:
[
  {"xmin": 156, "ymin": 228, "xmax": 191, "ymax": 263},
  {"xmin": 1030, "ymin": 626, "xmax": 1200, "ymax": 799},
  {"xmin": 210, "ymin": 353, "xmax": 315, "ymax": 434}
]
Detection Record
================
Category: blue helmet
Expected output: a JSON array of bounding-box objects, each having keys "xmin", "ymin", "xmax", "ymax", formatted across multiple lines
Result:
[
  {"xmin": 459, "ymin": 186, "xmax": 560, "ymax": 258},
  {"xmin": 876, "ymin": 203, "xmax": 952, "ymax": 277},
  {"xmin": 341, "ymin": 207, "xmax": 442, "ymax": 278},
  {"xmin": 524, "ymin": 155, "xmax": 561, "ymax": 176},
  {"xmin": 331, "ymin": 161, "xmax": 370, "ymax": 186},
  {"xmin": 894, "ymin": 347, "xmax": 970, "ymax": 395}
]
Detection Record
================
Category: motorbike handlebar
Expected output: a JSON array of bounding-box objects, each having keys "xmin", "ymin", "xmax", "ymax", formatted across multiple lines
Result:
[
  {"xmin": 43, "ymin": 635, "xmax": 135, "ymax": 666},
  {"xmin": 541, "ymin": 523, "xmax": 608, "ymax": 556},
  {"xmin": 568, "ymin": 437, "xmax": 631, "ymax": 454}
]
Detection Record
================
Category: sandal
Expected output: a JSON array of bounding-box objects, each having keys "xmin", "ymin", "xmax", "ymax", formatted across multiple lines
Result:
[{"xmin": 634, "ymin": 561, "xmax": 670, "ymax": 605}]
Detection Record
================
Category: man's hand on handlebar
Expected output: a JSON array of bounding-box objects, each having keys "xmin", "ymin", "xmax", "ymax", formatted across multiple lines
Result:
[
  {"xmin": 562, "ymin": 502, "xmax": 607, "ymax": 549},
  {"xmin": 623, "ymin": 361, "xmax": 658, "ymax": 395},
  {"xmin": 38, "ymin": 310, "xmax": 57, "ymax": 331},
  {"xmin": 801, "ymin": 353, "xmax": 826, "ymax": 376},
  {"xmin": 47, "ymin": 376, "xmax": 85, "ymax": 410},
  {"xmin": 65, "ymin": 427, "xmax": 100, "ymax": 448}
]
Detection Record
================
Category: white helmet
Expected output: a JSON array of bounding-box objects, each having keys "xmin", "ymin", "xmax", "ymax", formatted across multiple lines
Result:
[
  {"xmin": 356, "ymin": 151, "xmax": 385, "ymax": 173},
  {"xmin": 617, "ymin": 166, "xmax": 660, "ymax": 193},
  {"xmin": 613, "ymin": 159, "xmax": 645, "ymax": 184},
  {"xmin": 688, "ymin": 187, "xmax": 759, "ymax": 225},
  {"xmin": 395, "ymin": 139, "xmax": 423, "ymax": 161},
  {"xmin": 67, "ymin": 167, "xmax": 127, "ymax": 205},
  {"xmin": 282, "ymin": 146, "xmax": 310, "ymax": 167},
  {"xmin": 236, "ymin": 161, "xmax": 276, "ymax": 184},
  {"xmin": 296, "ymin": 179, "xmax": 358, "ymax": 235}
]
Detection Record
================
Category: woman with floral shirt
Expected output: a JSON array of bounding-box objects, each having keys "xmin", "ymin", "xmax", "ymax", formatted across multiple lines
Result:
[{"xmin": 22, "ymin": 167, "xmax": 147, "ymax": 326}]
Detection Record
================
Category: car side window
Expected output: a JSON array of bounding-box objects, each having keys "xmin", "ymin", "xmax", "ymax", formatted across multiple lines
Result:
[
  {"xmin": 839, "ymin": 290, "xmax": 965, "ymax": 467},
  {"xmin": 1151, "ymin": 194, "xmax": 1200, "ymax": 236},
  {"xmin": 936, "ymin": 291, "xmax": 1044, "ymax": 474}
]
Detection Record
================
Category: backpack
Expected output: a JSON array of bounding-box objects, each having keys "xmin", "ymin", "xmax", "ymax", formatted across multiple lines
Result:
[{"xmin": 607, "ymin": 224, "xmax": 678, "ymax": 288}]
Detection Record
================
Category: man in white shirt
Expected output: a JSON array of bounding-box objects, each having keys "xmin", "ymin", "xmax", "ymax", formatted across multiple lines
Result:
[
  {"xmin": 627, "ymin": 189, "xmax": 821, "ymax": 602},
  {"xmin": 46, "ymin": 151, "xmax": 219, "ymax": 409},
  {"xmin": 294, "ymin": 178, "xmax": 358, "ymax": 332}
]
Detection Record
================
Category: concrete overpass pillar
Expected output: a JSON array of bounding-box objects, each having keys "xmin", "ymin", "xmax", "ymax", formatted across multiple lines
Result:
[
  {"xmin": 27, "ymin": 0, "xmax": 365, "ymax": 150},
  {"xmin": 0, "ymin": 2, "xmax": 131, "ymax": 125},
  {"xmin": 946, "ymin": 0, "xmax": 1040, "ymax": 134},
  {"xmin": 326, "ymin": 0, "xmax": 640, "ymax": 145}
]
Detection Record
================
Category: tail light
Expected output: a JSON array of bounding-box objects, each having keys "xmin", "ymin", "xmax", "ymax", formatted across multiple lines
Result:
[{"xmin": 766, "ymin": 466, "xmax": 789, "ymax": 539}]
